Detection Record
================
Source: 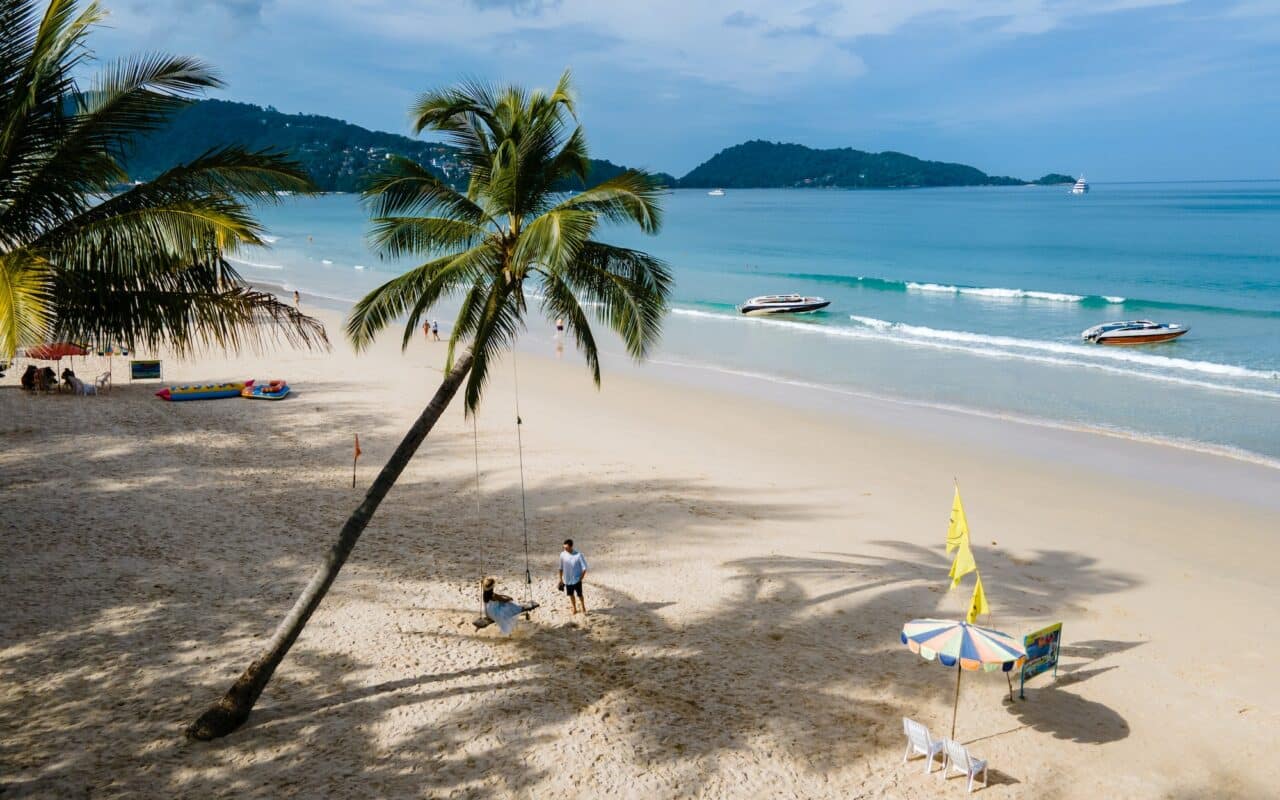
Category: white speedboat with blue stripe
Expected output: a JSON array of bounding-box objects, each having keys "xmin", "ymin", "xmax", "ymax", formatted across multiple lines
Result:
[{"xmin": 739, "ymin": 294, "xmax": 831, "ymax": 315}]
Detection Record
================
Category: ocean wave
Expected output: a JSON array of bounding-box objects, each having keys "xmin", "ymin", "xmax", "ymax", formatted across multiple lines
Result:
[
  {"xmin": 226, "ymin": 256, "xmax": 284, "ymax": 271},
  {"xmin": 761, "ymin": 270, "xmax": 1280, "ymax": 317},
  {"xmin": 321, "ymin": 259, "xmax": 334, "ymax": 265},
  {"xmin": 906, "ymin": 282, "xmax": 1087, "ymax": 303},
  {"xmin": 846, "ymin": 315, "xmax": 1277, "ymax": 381},
  {"xmin": 261, "ymin": 235, "xmax": 280, "ymax": 244},
  {"xmin": 666, "ymin": 307, "xmax": 1280, "ymax": 399}
]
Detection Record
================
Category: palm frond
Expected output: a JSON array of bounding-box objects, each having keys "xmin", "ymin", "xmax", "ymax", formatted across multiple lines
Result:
[
  {"xmin": 556, "ymin": 241, "xmax": 671, "ymax": 359},
  {"xmin": 0, "ymin": 247, "xmax": 53, "ymax": 357},
  {"xmin": 366, "ymin": 216, "xmax": 489, "ymax": 261},
  {"xmin": 514, "ymin": 207, "xmax": 595, "ymax": 274},
  {"xmin": 549, "ymin": 170, "xmax": 664, "ymax": 233},
  {"xmin": 461, "ymin": 277, "xmax": 525, "ymax": 413},
  {"xmin": 51, "ymin": 256, "xmax": 328, "ymax": 355},
  {"xmin": 345, "ymin": 242, "xmax": 498, "ymax": 352},
  {"xmin": 362, "ymin": 155, "xmax": 492, "ymax": 225}
]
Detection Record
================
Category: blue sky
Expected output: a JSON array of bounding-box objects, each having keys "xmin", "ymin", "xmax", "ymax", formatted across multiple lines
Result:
[{"xmin": 95, "ymin": 0, "xmax": 1280, "ymax": 180}]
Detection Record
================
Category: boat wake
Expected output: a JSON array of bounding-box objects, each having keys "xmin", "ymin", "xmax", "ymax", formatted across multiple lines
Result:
[{"xmin": 667, "ymin": 307, "xmax": 1280, "ymax": 399}]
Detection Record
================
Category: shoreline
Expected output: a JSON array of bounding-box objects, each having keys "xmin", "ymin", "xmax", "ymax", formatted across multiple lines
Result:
[{"xmin": 259, "ymin": 279, "xmax": 1280, "ymax": 485}]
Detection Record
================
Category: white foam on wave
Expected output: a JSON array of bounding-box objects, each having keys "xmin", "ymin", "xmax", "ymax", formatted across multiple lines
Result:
[
  {"xmin": 906, "ymin": 282, "xmax": 1085, "ymax": 303},
  {"xmin": 847, "ymin": 315, "xmax": 1275, "ymax": 381},
  {"xmin": 321, "ymin": 259, "xmax": 334, "ymax": 265},
  {"xmin": 666, "ymin": 308, "xmax": 1280, "ymax": 399},
  {"xmin": 1104, "ymin": 296, "xmax": 1126, "ymax": 303},
  {"xmin": 261, "ymin": 235, "xmax": 280, "ymax": 244},
  {"xmin": 354, "ymin": 264, "xmax": 366, "ymax": 270},
  {"xmin": 226, "ymin": 256, "xmax": 284, "ymax": 270}
]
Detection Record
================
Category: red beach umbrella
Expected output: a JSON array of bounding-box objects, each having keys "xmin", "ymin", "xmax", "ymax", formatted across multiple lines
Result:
[{"xmin": 25, "ymin": 343, "xmax": 89, "ymax": 360}]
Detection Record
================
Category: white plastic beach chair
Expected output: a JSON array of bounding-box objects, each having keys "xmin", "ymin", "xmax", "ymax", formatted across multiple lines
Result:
[
  {"xmin": 941, "ymin": 738, "xmax": 988, "ymax": 792},
  {"xmin": 94, "ymin": 372, "xmax": 111, "ymax": 395},
  {"xmin": 902, "ymin": 717, "xmax": 944, "ymax": 773}
]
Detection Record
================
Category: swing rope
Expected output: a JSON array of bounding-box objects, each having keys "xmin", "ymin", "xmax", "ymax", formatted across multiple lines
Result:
[
  {"xmin": 472, "ymin": 413, "xmax": 484, "ymax": 581},
  {"xmin": 512, "ymin": 353, "xmax": 534, "ymax": 607}
]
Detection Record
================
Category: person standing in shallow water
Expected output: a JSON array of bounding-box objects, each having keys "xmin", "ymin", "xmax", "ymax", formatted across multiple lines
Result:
[{"xmin": 558, "ymin": 538, "xmax": 589, "ymax": 614}]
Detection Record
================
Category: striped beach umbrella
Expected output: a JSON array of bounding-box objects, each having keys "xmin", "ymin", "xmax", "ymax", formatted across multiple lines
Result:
[{"xmin": 901, "ymin": 618, "xmax": 1027, "ymax": 737}]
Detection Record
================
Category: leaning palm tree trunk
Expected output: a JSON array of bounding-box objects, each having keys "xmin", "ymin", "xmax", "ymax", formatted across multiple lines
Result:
[{"xmin": 186, "ymin": 353, "xmax": 473, "ymax": 740}]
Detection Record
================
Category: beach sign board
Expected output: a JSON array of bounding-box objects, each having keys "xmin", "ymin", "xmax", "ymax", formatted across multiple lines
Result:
[
  {"xmin": 129, "ymin": 360, "xmax": 162, "ymax": 382},
  {"xmin": 1019, "ymin": 622, "xmax": 1063, "ymax": 699}
]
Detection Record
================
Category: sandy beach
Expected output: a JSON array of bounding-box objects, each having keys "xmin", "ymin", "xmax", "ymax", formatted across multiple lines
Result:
[{"xmin": 2, "ymin": 304, "xmax": 1276, "ymax": 798}]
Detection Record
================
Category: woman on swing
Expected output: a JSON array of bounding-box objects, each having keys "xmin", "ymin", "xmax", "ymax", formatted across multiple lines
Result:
[{"xmin": 478, "ymin": 577, "xmax": 539, "ymax": 634}]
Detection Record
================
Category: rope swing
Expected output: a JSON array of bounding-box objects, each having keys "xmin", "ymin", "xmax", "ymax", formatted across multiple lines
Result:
[{"xmin": 471, "ymin": 352, "xmax": 537, "ymax": 630}]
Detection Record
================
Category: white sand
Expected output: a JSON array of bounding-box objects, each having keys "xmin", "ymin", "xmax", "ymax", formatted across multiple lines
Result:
[{"xmin": 1, "ymin": 306, "xmax": 1276, "ymax": 798}]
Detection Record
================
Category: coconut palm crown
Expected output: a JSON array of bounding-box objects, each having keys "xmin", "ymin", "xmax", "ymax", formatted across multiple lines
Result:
[
  {"xmin": 346, "ymin": 70, "xmax": 670, "ymax": 409},
  {"xmin": 0, "ymin": 0, "xmax": 326, "ymax": 359}
]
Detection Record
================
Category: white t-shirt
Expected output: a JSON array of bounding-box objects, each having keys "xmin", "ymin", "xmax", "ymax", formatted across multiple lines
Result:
[{"xmin": 559, "ymin": 550, "xmax": 588, "ymax": 585}]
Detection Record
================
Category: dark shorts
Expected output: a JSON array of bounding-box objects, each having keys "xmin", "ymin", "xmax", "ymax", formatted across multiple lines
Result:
[{"xmin": 564, "ymin": 581, "xmax": 583, "ymax": 598}]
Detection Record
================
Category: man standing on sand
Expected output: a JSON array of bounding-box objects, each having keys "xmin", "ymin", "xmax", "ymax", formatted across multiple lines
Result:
[{"xmin": 558, "ymin": 538, "xmax": 588, "ymax": 614}]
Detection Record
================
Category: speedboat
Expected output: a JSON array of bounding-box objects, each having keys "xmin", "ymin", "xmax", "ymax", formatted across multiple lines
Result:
[
  {"xmin": 1082, "ymin": 320, "xmax": 1188, "ymax": 345},
  {"xmin": 708, "ymin": 188, "xmax": 725, "ymax": 196},
  {"xmin": 1071, "ymin": 176, "xmax": 1089, "ymax": 194},
  {"xmin": 739, "ymin": 294, "xmax": 831, "ymax": 315}
]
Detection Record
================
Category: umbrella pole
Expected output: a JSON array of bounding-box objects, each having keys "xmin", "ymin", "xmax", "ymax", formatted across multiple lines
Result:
[{"xmin": 951, "ymin": 665, "xmax": 962, "ymax": 739}]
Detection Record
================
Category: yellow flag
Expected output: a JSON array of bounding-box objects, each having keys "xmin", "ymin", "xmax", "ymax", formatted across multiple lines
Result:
[
  {"xmin": 949, "ymin": 539, "xmax": 977, "ymax": 589},
  {"xmin": 946, "ymin": 486, "xmax": 970, "ymax": 555},
  {"xmin": 966, "ymin": 573, "xmax": 990, "ymax": 623}
]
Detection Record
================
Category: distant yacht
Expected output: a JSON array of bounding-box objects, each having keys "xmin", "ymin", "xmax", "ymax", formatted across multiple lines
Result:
[
  {"xmin": 708, "ymin": 188, "xmax": 725, "ymax": 196},
  {"xmin": 1070, "ymin": 176, "xmax": 1089, "ymax": 195}
]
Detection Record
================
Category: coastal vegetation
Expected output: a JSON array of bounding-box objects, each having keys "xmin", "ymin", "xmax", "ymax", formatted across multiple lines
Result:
[
  {"xmin": 187, "ymin": 71, "xmax": 671, "ymax": 740},
  {"xmin": 679, "ymin": 140, "xmax": 1039, "ymax": 189},
  {"xmin": 125, "ymin": 99, "xmax": 678, "ymax": 193},
  {"xmin": 0, "ymin": 0, "xmax": 326, "ymax": 360},
  {"xmin": 126, "ymin": 100, "xmax": 1070, "ymax": 193}
]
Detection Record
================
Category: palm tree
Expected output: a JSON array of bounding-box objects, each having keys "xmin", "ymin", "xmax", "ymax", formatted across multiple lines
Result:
[
  {"xmin": 0, "ymin": 0, "xmax": 326, "ymax": 360},
  {"xmin": 187, "ymin": 71, "xmax": 670, "ymax": 740}
]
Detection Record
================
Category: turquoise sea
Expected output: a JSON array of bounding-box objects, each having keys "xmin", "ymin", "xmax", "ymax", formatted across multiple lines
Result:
[{"xmin": 238, "ymin": 183, "xmax": 1280, "ymax": 466}]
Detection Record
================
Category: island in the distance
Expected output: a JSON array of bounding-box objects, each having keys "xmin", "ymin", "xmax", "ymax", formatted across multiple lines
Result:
[
  {"xmin": 678, "ymin": 140, "xmax": 1073, "ymax": 189},
  {"xmin": 125, "ymin": 100, "xmax": 1070, "ymax": 192}
]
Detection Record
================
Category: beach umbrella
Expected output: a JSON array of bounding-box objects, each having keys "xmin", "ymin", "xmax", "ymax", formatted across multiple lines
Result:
[
  {"xmin": 25, "ymin": 343, "xmax": 88, "ymax": 361},
  {"xmin": 901, "ymin": 618, "xmax": 1027, "ymax": 738}
]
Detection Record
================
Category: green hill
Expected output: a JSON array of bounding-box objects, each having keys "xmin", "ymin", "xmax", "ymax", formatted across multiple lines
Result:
[
  {"xmin": 125, "ymin": 101, "xmax": 1059, "ymax": 192},
  {"xmin": 676, "ymin": 140, "xmax": 1033, "ymax": 189},
  {"xmin": 123, "ymin": 100, "xmax": 675, "ymax": 192}
]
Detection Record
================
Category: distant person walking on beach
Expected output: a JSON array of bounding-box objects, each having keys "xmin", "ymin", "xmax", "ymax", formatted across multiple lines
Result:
[
  {"xmin": 424, "ymin": 320, "xmax": 431, "ymax": 340},
  {"xmin": 293, "ymin": 290, "xmax": 300, "ymax": 308},
  {"xmin": 431, "ymin": 320, "xmax": 440, "ymax": 341},
  {"xmin": 555, "ymin": 318, "xmax": 564, "ymax": 335},
  {"xmin": 558, "ymin": 539, "xmax": 589, "ymax": 614}
]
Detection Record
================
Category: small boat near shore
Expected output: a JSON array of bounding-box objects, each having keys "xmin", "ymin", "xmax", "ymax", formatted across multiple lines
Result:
[
  {"xmin": 708, "ymin": 188, "xmax": 725, "ymax": 196},
  {"xmin": 1082, "ymin": 320, "xmax": 1188, "ymax": 345},
  {"xmin": 242, "ymin": 380, "xmax": 290, "ymax": 400},
  {"xmin": 740, "ymin": 294, "xmax": 831, "ymax": 315}
]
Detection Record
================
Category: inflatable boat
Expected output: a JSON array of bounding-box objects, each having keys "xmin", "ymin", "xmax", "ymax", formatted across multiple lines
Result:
[
  {"xmin": 242, "ymin": 380, "xmax": 290, "ymax": 400},
  {"xmin": 156, "ymin": 380, "xmax": 252, "ymax": 401}
]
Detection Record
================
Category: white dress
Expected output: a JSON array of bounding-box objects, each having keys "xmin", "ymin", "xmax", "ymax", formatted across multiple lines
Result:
[{"xmin": 484, "ymin": 599, "xmax": 526, "ymax": 635}]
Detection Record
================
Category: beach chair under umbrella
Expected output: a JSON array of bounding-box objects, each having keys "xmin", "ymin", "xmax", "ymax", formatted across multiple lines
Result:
[{"xmin": 901, "ymin": 618, "xmax": 1027, "ymax": 738}]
